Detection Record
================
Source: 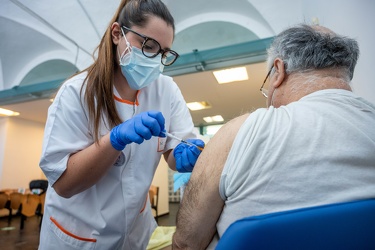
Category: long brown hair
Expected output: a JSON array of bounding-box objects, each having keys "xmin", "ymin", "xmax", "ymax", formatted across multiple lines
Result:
[{"xmin": 81, "ymin": 0, "xmax": 175, "ymax": 143}]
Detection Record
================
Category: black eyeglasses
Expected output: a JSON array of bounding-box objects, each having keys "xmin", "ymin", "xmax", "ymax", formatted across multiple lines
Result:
[
  {"xmin": 122, "ymin": 26, "xmax": 179, "ymax": 66},
  {"xmin": 260, "ymin": 66, "xmax": 273, "ymax": 98}
]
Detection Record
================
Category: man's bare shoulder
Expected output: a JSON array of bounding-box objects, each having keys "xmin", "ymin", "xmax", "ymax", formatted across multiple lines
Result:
[{"xmin": 173, "ymin": 115, "xmax": 251, "ymax": 250}]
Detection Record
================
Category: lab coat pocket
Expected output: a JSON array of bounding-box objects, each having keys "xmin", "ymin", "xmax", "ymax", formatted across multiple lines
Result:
[{"xmin": 48, "ymin": 216, "xmax": 97, "ymax": 250}]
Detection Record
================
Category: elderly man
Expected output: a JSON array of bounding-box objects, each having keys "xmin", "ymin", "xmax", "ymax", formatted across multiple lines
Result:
[{"xmin": 172, "ymin": 24, "xmax": 375, "ymax": 249}]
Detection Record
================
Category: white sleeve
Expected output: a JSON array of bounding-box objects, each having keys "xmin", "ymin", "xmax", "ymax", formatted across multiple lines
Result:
[
  {"xmin": 219, "ymin": 109, "xmax": 270, "ymax": 200},
  {"xmin": 39, "ymin": 77, "xmax": 92, "ymax": 185}
]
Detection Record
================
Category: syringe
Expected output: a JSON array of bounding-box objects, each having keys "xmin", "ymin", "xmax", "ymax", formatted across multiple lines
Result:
[{"xmin": 163, "ymin": 132, "xmax": 203, "ymax": 151}]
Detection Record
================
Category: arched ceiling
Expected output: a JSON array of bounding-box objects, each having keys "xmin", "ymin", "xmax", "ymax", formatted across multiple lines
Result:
[
  {"xmin": 0, "ymin": 0, "xmax": 305, "ymax": 126},
  {"xmin": 19, "ymin": 60, "xmax": 78, "ymax": 86},
  {"xmin": 173, "ymin": 21, "xmax": 258, "ymax": 55}
]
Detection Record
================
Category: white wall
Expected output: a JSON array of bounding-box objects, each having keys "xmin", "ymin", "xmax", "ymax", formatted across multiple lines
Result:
[
  {"xmin": 152, "ymin": 158, "xmax": 170, "ymax": 216},
  {"xmin": 301, "ymin": 0, "xmax": 375, "ymax": 104},
  {"xmin": 0, "ymin": 118, "xmax": 7, "ymax": 180},
  {"xmin": 0, "ymin": 117, "xmax": 45, "ymax": 189}
]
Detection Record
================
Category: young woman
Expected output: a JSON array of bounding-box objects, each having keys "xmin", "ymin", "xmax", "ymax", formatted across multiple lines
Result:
[{"xmin": 39, "ymin": 0, "xmax": 204, "ymax": 249}]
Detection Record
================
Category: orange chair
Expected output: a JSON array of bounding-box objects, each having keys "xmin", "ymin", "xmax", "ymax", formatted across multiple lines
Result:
[
  {"xmin": 20, "ymin": 194, "xmax": 41, "ymax": 229},
  {"xmin": 37, "ymin": 192, "xmax": 46, "ymax": 227},
  {"xmin": 0, "ymin": 193, "xmax": 10, "ymax": 222},
  {"xmin": 28, "ymin": 179, "xmax": 48, "ymax": 227},
  {"xmin": 9, "ymin": 192, "xmax": 23, "ymax": 223},
  {"xmin": 0, "ymin": 192, "xmax": 9, "ymax": 209},
  {"xmin": 149, "ymin": 185, "xmax": 159, "ymax": 222}
]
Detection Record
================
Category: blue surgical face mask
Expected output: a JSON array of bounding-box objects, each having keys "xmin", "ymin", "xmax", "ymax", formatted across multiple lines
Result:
[{"xmin": 118, "ymin": 30, "xmax": 164, "ymax": 90}]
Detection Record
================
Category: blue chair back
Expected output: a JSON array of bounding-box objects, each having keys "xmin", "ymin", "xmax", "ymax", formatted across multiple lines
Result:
[{"xmin": 216, "ymin": 199, "xmax": 375, "ymax": 250}]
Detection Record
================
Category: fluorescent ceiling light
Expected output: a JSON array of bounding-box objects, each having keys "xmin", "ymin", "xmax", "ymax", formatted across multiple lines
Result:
[
  {"xmin": 187, "ymin": 101, "xmax": 211, "ymax": 111},
  {"xmin": 213, "ymin": 66, "xmax": 248, "ymax": 84},
  {"xmin": 203, "ymin": 115, "xmax": 224, "ymax": 123},
  {"xmin": 0, "ymin": 108, "xmax": 20, "ymax": 116}
]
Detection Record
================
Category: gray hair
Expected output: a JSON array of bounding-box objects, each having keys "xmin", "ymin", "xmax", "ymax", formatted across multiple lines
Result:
[{"xmin": 267, "ymin": 24, "xmax": 359, "ymax": 81}]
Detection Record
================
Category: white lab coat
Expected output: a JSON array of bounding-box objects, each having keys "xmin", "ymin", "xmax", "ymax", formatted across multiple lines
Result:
[{"xmin": 39, "ymin": 72, "xmax": 196, "ymax": 249}]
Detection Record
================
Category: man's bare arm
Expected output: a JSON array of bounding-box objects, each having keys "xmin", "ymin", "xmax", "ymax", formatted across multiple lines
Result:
[{"xmin": 172, "ymin": 114, "xmax": 249, "ymax": 250}]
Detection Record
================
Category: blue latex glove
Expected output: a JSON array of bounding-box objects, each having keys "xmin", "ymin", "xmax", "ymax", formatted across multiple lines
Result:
[
  {"xmin": 174, "ymin": 138, "xmax": 205, "ymax": 172},
  {"xmin": 110, "ymin": 111, "xmax": 165, "ymax": 151}
]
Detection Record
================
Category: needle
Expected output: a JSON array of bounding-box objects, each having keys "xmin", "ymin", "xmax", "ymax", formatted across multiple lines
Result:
[{"xmin": 163, "ymin": 132, "xmax": 203, "ymax": 151}]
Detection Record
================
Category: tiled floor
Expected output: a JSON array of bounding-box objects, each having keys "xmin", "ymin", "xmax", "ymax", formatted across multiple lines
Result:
[
  {"xmin": 0, "ymin": 215, "xmax": 40, "ymax": 250},
  {"xmin": 0, "ymin": 202, "xmax": 180, "ymax": 250}
]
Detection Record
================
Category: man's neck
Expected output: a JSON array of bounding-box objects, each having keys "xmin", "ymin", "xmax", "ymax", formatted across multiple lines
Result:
[{"xmin": 276, "ymin": 69, "xmax": 352, "ymax": 106}]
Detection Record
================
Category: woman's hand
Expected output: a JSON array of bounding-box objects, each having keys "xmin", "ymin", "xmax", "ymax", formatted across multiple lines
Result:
[
  {"xmin": 173, "ymin": 139, "xmax": 205, "ymax": 172},
  {"xmin": 110, "ymin": 111, "xmax": 165, "ymax": 151}
]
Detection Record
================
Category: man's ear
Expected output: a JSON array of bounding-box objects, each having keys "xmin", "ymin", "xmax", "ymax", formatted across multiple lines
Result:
[
  {"xmin": 111, "ymin": 22, "xmax": 122, "ymax": 45},
  {"xmin": 272, "ymin": 58, "xmax": 286, "ymax": 88}
]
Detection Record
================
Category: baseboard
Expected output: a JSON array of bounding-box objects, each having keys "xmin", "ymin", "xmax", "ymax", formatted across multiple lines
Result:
[{"xmin": 156, "ymin": 211, "xmax": 170, "ymax": 218}]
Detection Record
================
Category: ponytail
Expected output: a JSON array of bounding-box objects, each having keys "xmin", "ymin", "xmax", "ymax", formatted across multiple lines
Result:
[{"xmin": 83, "ymin": 0, "xmax": 130, "ymax": 143}]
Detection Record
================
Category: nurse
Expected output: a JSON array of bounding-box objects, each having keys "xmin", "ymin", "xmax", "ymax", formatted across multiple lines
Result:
[{"xmin": 38, "ymin": 0, "xmax": 204, "ymax": 249}]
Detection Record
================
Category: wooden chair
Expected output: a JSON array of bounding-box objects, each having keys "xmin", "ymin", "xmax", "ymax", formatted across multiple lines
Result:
[
  {"xmin": 37, "ymin": 192, "xmax": 46, "ymax": 227},
  {"xmin": 0, "ymin": 192, "xmax": 9, "ymax": 209},
  {"xmin": 0, "ymin": 193, "xmax": 11, "ymax": 222},
  {"xmin": 20, "ymin": 194, "xmax": 41, "ymax": 229},
  {"xmin": 8, "ymin": 192, "xmax": 23, "ymax": 223},
  {"xmin": 149, "ymin": 185, "xmax": 159, "ymax": 223}
]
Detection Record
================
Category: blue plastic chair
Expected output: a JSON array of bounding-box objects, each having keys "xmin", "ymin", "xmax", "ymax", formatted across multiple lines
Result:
[{"xmin": 216, "ymin": 199, "xmax": 375, "ymax": 250}]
